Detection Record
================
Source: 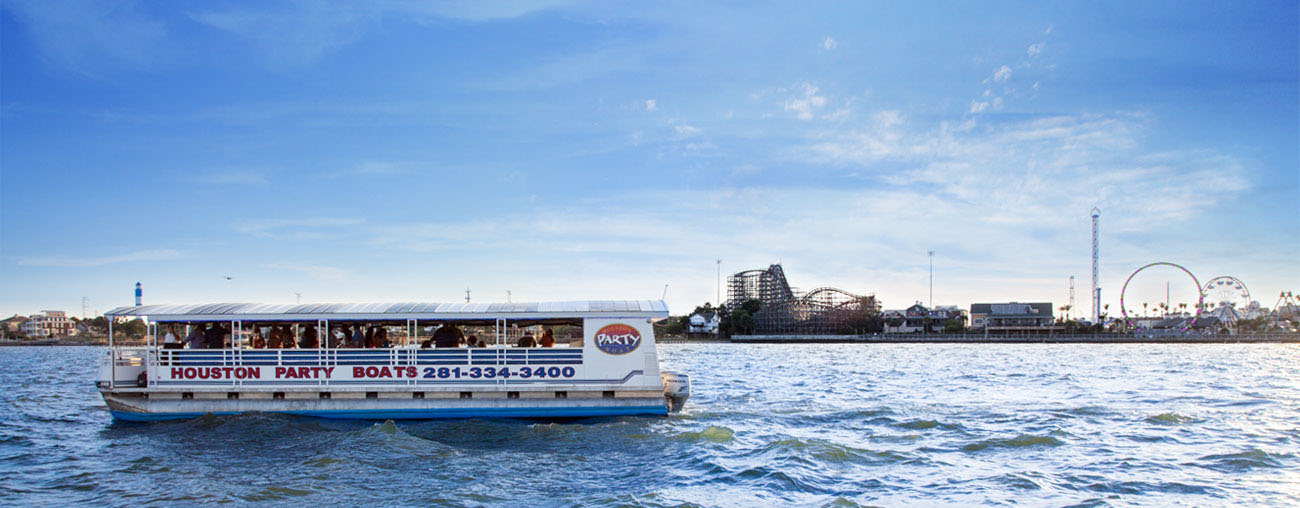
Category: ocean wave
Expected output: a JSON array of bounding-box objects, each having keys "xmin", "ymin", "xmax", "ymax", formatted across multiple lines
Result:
[
  {"xmin": 1145, "ymin": 412, "xmax": 1195, "ymax": 425},
  {"xmin": 1193, "ymin": 449, "xmax": 1290, "ymax": 472},
  {"xmin": 962, "ymin": 434, "xmax": 1063, "ymax": 452},
  {"xmin": 674, "ymin": 425, "xmax": 735, "ymax": 442}
]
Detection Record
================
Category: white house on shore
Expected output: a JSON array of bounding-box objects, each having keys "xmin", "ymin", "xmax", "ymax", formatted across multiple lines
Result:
[{"xmin": 687, "ymin": 312, "xmax": 720, "ymax": 335}]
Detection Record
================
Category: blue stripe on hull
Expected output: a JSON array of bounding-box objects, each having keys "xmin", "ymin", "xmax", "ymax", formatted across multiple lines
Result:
[{"xmin": 110, "ymin": 405, "xmax": 668, "ymax": 422}]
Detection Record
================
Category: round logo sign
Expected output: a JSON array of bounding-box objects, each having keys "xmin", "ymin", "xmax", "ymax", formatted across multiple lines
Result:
[{"xmin": 594, "ymin": 324, "xmax": 642, "ymax": 355}]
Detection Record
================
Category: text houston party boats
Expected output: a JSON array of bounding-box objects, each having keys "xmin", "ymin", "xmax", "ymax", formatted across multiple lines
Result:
[{"xmin": 97, "ymin": 300, "xmax": 691, "ymax": 421}]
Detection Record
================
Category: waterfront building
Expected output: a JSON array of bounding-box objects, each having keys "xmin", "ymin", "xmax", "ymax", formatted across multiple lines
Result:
[
  {"xmin": 970, "ymin": 302, "xmax": 1060, "ymax": 333},
  {"xmin": 19, "ymin": 310, "xmax": 73, "ymax": 338},
  {"xmin": 883, "ymin": 304, "xmax": 968, "ymax": 333},
  {"xmin": 687, "ymin": 312, "xmax": 719, "ymax": 335},
  {"xmin": 1, "ymin": 315, "xmax": 28, "ymax": 339}
]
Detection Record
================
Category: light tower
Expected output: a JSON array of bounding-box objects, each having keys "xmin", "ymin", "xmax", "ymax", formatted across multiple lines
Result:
[
  {"xmin": 135, "ymin": 282, "xmax": 142, "ymax": 307},
  {"xmin": 1091, "ymin": 208, "xmax": 1101, "ymax": 324},
  {"xmin": 1068, "ymin": 276, "xmax": 1075, "ymax": 321},
  {"xmin": 928, "ymin": 250, "xmax": 934, "ymax": 309}
]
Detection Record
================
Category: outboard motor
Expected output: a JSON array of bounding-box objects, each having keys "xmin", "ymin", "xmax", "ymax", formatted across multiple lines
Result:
[{"xmin": 661, "ymin": 371, "xmax": 691, "ymax": 412}]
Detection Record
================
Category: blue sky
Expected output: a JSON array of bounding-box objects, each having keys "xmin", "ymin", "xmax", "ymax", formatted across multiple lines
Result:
[{"xmin": 2, "ymin": 0, "xmax": 1297, "ymax": 319}]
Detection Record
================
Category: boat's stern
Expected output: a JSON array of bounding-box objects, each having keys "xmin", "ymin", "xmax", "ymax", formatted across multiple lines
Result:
[{"xmin": 661, "ymin": 370, "xmax": 691, "ymax": 412}]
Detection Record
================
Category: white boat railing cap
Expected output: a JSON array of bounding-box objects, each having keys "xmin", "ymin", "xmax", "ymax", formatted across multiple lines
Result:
[{"xmin": 104, "ymin": 299, "xmax": 670, "ymax": 321}]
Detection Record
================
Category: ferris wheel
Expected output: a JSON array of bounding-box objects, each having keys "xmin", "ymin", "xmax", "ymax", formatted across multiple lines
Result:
[{"xmin": 1202, "ymin": 276, "xmax": 1250, "ymax": 311}]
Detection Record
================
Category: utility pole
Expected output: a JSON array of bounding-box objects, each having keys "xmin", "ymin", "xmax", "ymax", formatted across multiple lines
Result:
[
  {"xmin": 465, "ymin": 288, "xmax": 471, "ymax": 303},
  {"xmin": 716, "ymin": 259, "xmax": 722, "ymax": 307},
  {"xmin": 82, "ymin": 297, "xmax": 89, "ymax": 319},
  {"xmin": 928, "ymin": 250, "xmax": 934, "ymax": 309}
]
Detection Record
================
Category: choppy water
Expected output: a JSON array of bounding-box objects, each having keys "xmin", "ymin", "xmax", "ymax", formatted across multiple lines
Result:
[{"xmin": 1, "ymin": 344, "xmax": 1297, "ymax": 506}]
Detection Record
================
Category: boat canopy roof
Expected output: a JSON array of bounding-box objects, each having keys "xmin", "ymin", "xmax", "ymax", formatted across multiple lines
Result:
[{"xmin": 105, "ymin": 300, "xmax": 669, "ymax": 323}]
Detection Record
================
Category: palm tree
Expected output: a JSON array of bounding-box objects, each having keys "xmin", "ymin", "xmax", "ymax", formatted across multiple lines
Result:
[{"xmin": 1143, "ymin": 302, "xmax": 1149, "ymax": 317}]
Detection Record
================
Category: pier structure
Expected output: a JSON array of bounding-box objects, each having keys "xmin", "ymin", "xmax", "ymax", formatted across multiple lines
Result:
[{"xmin": 726, "ymin": 264, "xmax": 881, "ymax": 334}]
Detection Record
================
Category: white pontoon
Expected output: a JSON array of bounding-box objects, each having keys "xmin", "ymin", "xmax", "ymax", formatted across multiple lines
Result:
[{"xmin": 97, "ymin": 300, "xmax": 691, "ymax": 421}]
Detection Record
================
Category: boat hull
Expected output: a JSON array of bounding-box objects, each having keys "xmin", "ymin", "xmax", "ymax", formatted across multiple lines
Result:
[{"xmin": 103, "ymin": 392, "xmax": 669, "ymax": 422}]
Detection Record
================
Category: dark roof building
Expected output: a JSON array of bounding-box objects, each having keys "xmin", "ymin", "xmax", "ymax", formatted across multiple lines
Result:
[{"xmin": 970, "ymin": 302, "xmax": 1058, "ymax": 333}]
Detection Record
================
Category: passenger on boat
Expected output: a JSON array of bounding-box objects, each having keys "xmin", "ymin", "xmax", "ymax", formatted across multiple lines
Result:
[
  {"xmin": 467, "ymin": 334, "xmax": 482, "ymax": 347},
  {"xmin": 183, "ymin": 324, "xmax": 205, "ymax": 349},
  {"xmin": 266, "ymin": 325, "xmax": 283, "ymax": 349},
  {"xmin": 539, "ymin": 328, "xmax": 556, "ymax": 348},
  {"xmin": 517, "ymin": 333, "xmax": 537, "ymax": 348},
  {"xmin": 249, "ymin": 325, "xmax": 266, "ymax": 349},
  {"xmin": 300, "ymin": 325, "xmax": 320, "ymax": 349},
  {"xmin": 280, "ymin": 325, "xmax": 298, "ymax": 349},
  {"xmin": 203, "ymin": 323, "xmax": 226, "ymax": 349},
  {"xmin": 364, "ymin": 327, "xmax": 377, "ymax": 348},
  {"xmin": 433, "ymin": 324, "xmax": 464, "ymax": 348},
  {"xmin": 163, "ymin": 325, "xmax": 181, "ymax": 349},
  {"xmin": 350, "ymin": 326, "xmax": 365, "ymax": 348},
  {"xmin": 329, "ymin": 326, "xmax": 347, "ymax": 348},
  {"xmin": 374, "ymin": 327, "xmax": 390, "ymax": 348}
]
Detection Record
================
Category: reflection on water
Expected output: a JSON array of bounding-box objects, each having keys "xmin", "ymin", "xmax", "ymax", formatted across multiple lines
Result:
[{"xmin": 1, "ymin": 344, "xmax": 1297, "ymax": 506}]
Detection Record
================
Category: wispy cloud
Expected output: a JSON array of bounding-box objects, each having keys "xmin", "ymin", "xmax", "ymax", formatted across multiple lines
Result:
[
  {"xmin": 190, "ymin": 1, "xmax": 578, "ymax": 65},
  {"xmin": 195, "ymin": 170, "xmax": 269, "ymax": 186},
  {"xmin": 3, "ymin": 0, "xmax": 168, "ymax": 77},
  {"xmin": 262, "ymin": 263, "xmax": 347, "ymax": 280},
  {"xmin": 18, "ymin": 249, "xmax": 182, "ymax": 267},
  {"xmin": 234, "ymin": 218, "xmax": 364, "ymax": 239},
  {"xmin": 821, "ymin": 36, "xmax": 838, "ymax": 50}
]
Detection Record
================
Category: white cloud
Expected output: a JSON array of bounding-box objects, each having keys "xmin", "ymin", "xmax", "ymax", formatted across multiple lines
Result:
[
  {"xmin": 822, "ymin": 36, "xmax": 837, "ymax": 50},
  {"xmin": 645, "ymin": 99, "xmax": 657, "ymax": 111},
  {"xmin": 784, "ymin": 82, "xmax": 828, "ymax": 120},
  {"xmin": 674, "ymin": 124, "xmax": 702, "ymax": 138},
  {"xmin": 1027, "ymin": 43, "xmax": 1044, "ymax": 58},
  {"xmin": 991, "ymin": 65, "xmax": 1013, "ymax": 83},
  {"xmin": 18, "ymin": 249, "xmax": 182, "ymax": 267}
]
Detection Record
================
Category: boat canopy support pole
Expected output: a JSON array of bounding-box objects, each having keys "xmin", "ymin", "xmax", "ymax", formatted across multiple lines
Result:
[{"xmin": 108, "ymin": 319, "xmax": 114, "ymax": 389}]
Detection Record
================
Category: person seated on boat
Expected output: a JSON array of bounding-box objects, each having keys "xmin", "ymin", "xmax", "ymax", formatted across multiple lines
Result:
[
  {"xmin": 249, "ymin": 325, "xmax": 266, "ymax": 349},
  {"xmin": 349, "ymin": 326, "xmax": 365, "ymax": 348},
  {"xmin": 162, "ymin": 325, "xmax": 181, "ymax": 350},
  {"xmin": 374, "ymin": 327, "xmax": 390, "ymax": 348},
  {"xmin": 516, "ymin": 333, "xmax": 537, "ymax": 348},
  {"xmin": 433, "ymin": 324, "xmax": 464, "ymax": 348},
  {"xmin": 280, "ymin": 325, "xmax": 298, "ymax": 349},
  {"xmin": 183, "ymin": 323, "xmax": 206, "ymax": 349},
  {"xmin": 466, "ymin": 334, "xmax": 482, "ymax": 347},
  {"xmin": 300, "ymin": 325, "xmax": 320, "ymax": 349},
  {"xmin": 364, "ymin": 327, "xmax": 377, "ymax": 348},
  {"xmin": 266, "ymin": 325, "xmax": 283, "ymax": 349},
  {"xmin": 204, "ymin": 322, "xmax": 226, "ymax": 349},
  {"xmin": 329, "ymin": 326, "xmax": 346, "ymax": 348},
  {"xmin": 539, "ymin": 328, "xmax": 556, "ymax": 348},
  {"xmin": 420, "ymin": 339, "xmax": 433, "ymax": 348}
]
